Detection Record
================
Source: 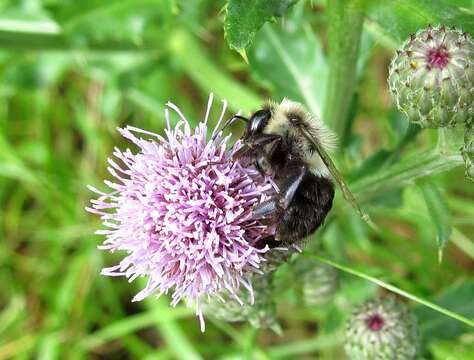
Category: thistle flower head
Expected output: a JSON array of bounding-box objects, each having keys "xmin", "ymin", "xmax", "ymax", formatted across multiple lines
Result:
[
  {"xmin": 87, "ymin": 95, "xmax": 276, "ymax": 331},
  {"xmin": 344, "ymin": 297, "xmax": 419, "ymax": 360},
  {"xmin": 389, "ymin": 25, "xmax": 473, "ymax": 128}
]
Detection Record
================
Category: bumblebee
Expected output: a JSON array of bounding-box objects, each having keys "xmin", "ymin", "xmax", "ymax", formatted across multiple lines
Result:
[{"xmin": 223, "ymin": 99, "xmax": 367, "ymax": 248}]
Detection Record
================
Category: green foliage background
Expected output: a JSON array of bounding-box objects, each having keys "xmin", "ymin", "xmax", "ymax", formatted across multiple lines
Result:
[{"xmin": 0, "ymin": 0, "xmax": 473, "ymax": 359}]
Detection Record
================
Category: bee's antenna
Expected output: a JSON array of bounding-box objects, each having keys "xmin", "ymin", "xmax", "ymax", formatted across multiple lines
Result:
[{"xmin": 219, "ymin": 115, "xmax": 248, "ymax": 133}]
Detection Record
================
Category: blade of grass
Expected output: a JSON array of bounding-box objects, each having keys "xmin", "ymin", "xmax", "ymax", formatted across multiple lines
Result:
[
  {"xmin": 0, "ymin": 334, "xmax": 36, "ymax": 360},
  {"xmin": 143, "ymin": 297, "xmax": 202, "ymax": 360},
  {"xmin": 155, "ymin": 318, "xmax": 202, "ymax": 360},
  {"xmin": 307, "ymin": 254, "xmax": 474, "ymax": 328},
  {"xmin": 168, "ymin": 29, "xmax": 262, "ymax": 113},
  {"xmin": 451, "ymin": 228, "xmax": 474, "ymax": 261},
  {"xmin": 61, "ymin": 0, "xmax": 166, "ymax": 30},
  {"xmin": 78, "ymin": 307, "xmax": 194, "ymax": 350},
  {"xmin": 0, "ymin": 18, "xmax": 160, "ymax": 51},
  {"xmin": 267, "ymin": 332, "xmax": 343, "ymax": 358}
]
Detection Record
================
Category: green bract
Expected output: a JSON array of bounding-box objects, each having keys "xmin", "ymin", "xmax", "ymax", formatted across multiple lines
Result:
[
  {"xmin": 202, "ymin": 250, "xmax": 291, "ymax": 331},
  {"xmin": 344, "ymin": 297, "xmax": 419, "ymax": 360},
  {"xmin": 389, "ymin": 25, "xmax": 474, "ymax": 128},
  {"xmin": 203, "ymin": 271, "xmax": 279, "ymax": 330},
  {"xmin": 463, "ymin": 124, "xmax": 474, "ymax": 181},
  {"xmin": 297, "ymin": 259, "xmax": 339, "ymax": 306}
]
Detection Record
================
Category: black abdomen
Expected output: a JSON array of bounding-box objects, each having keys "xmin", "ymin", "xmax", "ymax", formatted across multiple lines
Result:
[{"xmin": 277, "ymin": 173, "xmax": 334, "ymax": 243}]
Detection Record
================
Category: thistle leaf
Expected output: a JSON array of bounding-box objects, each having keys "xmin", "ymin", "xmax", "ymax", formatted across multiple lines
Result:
[{"xmin": 224, "ymin": 0, "xmax": 298, "ymax": 52}]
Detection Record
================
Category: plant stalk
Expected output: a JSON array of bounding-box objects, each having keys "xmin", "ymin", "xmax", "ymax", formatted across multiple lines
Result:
[{"xmin": 323, "ymin": 0, "xmax": 364, "ymax": 142}]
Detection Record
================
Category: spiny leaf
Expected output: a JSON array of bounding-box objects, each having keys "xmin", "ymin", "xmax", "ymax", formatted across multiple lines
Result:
[
  {"xmin": 224, "ymin": 0, "xmax": 298, "ymax": 52},
  {"xmin": 419, "ymin": 181, "xmax": 452, "ymax": 262},
  {"xmin": 351, "ymin": 151, "xmax": 464, "ymax": 203}
]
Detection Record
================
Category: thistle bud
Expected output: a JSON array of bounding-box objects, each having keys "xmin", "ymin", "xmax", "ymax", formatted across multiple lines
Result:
[
  {"xmin": 202, "ymin": 248, "xmax": 291, "ymax": 331},
  {"xmin": 296, "ymin": 259, "xmax": 338, "ymax": 306},
  {"xmin": 388, "ymin": 25, "xmax": 473, "ymax": 128},
  {"xmin": 344, "ymin": 297, "xmax": 419, "ymax": 360},
  {"xmin": 203, "ymin": 271, "xmax": 279, "ymax": 331},
  {"xmin": 463, "ymin": 124, "xmax": 474, "ymax": 181}
]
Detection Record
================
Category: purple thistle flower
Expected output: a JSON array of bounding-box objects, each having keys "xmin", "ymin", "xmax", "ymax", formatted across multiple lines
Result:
[{"xmin": 86, "ymin": 95, "xmax": 277, "ymax": 331}]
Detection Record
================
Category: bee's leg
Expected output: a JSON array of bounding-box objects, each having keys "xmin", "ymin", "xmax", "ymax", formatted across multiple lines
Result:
[
  {"xmin": 251, "ymin": 166, "xmax": 306, "ymax": 220},
  {"xmin": 279, "ymin": 166, "xmax": 306, "ymax": 208},
  {"xmin": 254, "ymin": 236, "xmax": 281, "ymax": 249},
  {"xmin": 250, "ymin": 198, "xmax": 282, "ymax": 219},
  {"xmin": 232, "ymin": 134, "xmax": 281, "ymax": 160}
]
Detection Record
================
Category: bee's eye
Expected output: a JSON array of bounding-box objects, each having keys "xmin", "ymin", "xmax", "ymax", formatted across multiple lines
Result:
[
  {"xmin": 248, "ymin": 109, "xmax": 272, "ymax": 136},
  {"xmin": 289, "ymin": 115, "xmax": 301, "ymax": 124}
]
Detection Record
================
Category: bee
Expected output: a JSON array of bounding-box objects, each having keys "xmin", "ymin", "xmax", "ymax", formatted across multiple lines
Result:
[{"xmin": 222, "ymin": 99, "xmax": 368, "ymax": 249}]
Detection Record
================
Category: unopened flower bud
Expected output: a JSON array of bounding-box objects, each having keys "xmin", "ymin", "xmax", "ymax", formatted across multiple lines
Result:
[
  {"xmin": 203, "ymin": 271, "xmax": 279, "ymax": 331},
  {"xmin": 295, "ymin": 259, "xmax": 338, "ymax": 306},
  {"xmin": 344, "ymin": 297, "xmax": 419, "ymax": 360},
  {"xmin": 389, "ymin": 25, "xmax": 473, "ymax": 128}
]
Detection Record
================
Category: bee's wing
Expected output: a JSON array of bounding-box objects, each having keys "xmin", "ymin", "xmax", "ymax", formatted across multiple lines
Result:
[{"xmin": 299, "ymin": 126, "xmax": 372, "ymax": 225}]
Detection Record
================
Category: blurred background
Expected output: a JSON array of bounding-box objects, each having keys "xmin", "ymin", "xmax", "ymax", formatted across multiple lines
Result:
[{"xmin": 0, "ymin": 0, "xmax": 473, "ymax": 359}]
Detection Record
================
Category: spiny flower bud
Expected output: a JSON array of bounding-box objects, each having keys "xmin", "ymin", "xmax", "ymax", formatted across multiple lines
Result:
[
  {"xmin": 203, "ymin": 268, "xmax": 279, "ymax": 332},
  {"xmin": 344, "ymin": 297, "xmax": 419, "ymax": 360},
  {"xmin": 296, "ymin": 259, "xmax": 338, "ymax": 306},
  {"xmin": 203, "ymin": 248, "xmax": 291, "ymax": 331},
  {"xmin": 388, "ymin": 25, "xmax": 473, "ymax": 128},
  {"xmin": 463, "ymin": 124, "xmax": 474, "ymax": 181}
]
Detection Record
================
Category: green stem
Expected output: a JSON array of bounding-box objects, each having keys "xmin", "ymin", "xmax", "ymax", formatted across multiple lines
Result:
[
  {"xmin": 308, "ymin": 255, "xmax": 474, "ymax": 328},
  {"xmin": 323, "ymin": 0, "xmax": 364, "ymax": 141}
]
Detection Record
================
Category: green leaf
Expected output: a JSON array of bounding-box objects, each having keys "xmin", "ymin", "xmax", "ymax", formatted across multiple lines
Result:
[
  {"xmin": 419, "ymin": 181, "xmax": 452, "ymax": 262},
  {"xmin": 224, "ymin": 0, "xmax": 298, "ymax": 52},
  {"xmin": 249, "ymin": 7, "xmax": 327, "ymax": 116},
  {"xmin": 348, "ymin": 149, "xmax": 393, "ymax": 181},
  {"xmin": 414, "ymin": 281, "xmax": 474, "ymax": 343},
  {"xmin": 352, "ymin": 151, "xmax": 464, "ymax": 204},
  {"xmin": 55, "ymin": 0, "xmax": 171, "ymax": 45},
  {"xmin": 364, "ymin": 0, "xmax": 474, "ymax": 45}
]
